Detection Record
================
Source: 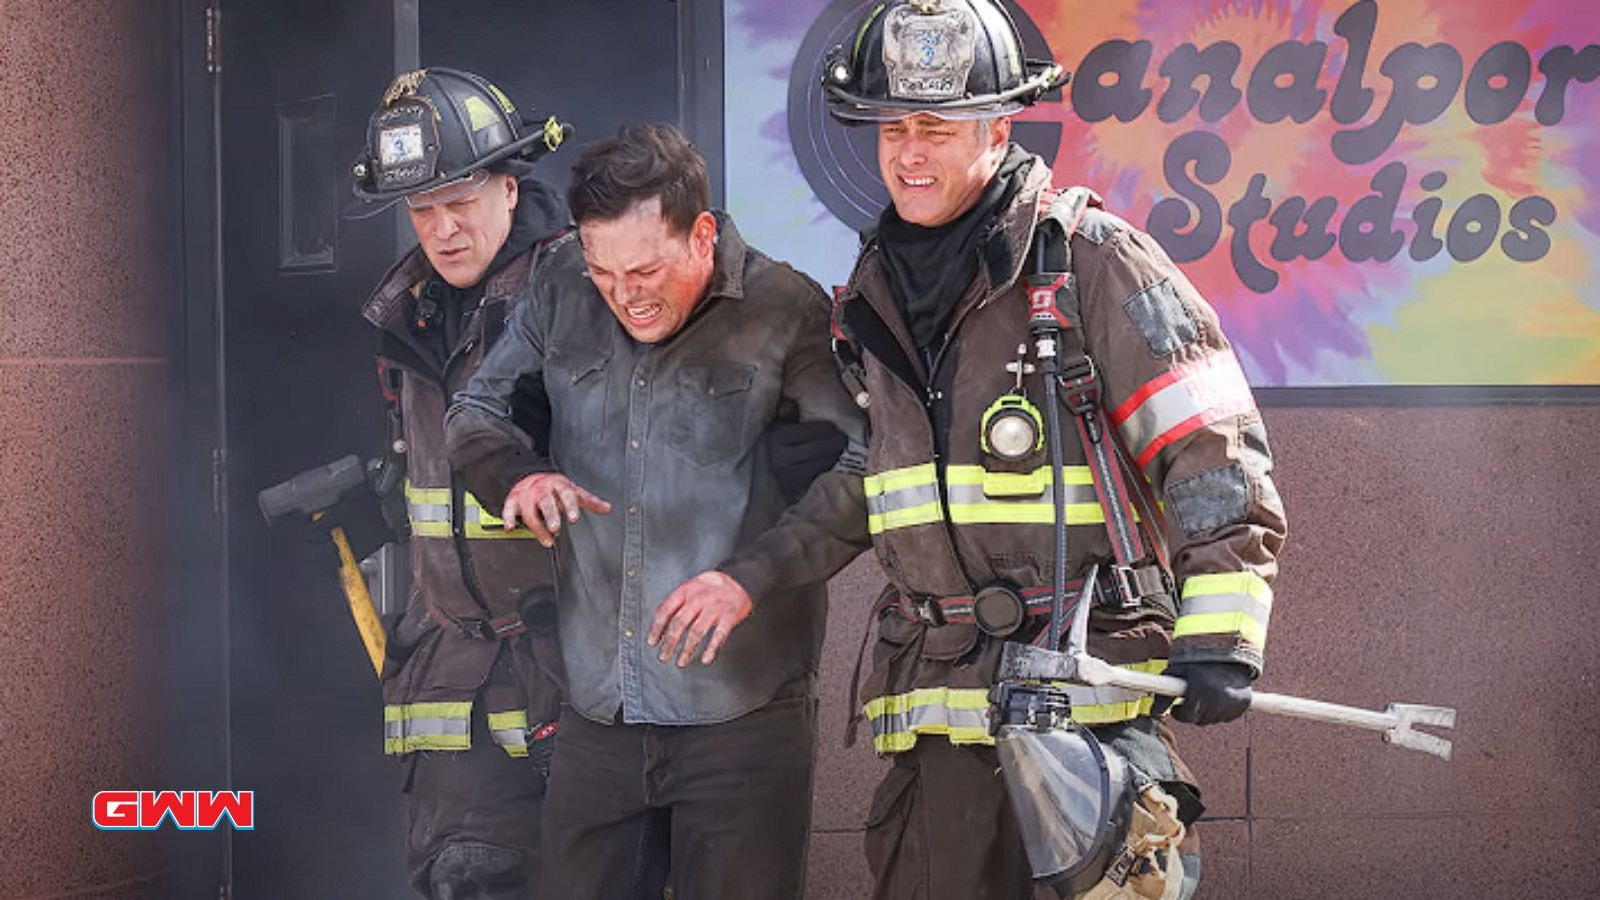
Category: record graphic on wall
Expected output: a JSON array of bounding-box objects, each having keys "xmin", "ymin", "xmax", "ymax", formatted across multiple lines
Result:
[{"xmin": 787, "ymin": 0, "xmax": 1064, "ymax": 233}]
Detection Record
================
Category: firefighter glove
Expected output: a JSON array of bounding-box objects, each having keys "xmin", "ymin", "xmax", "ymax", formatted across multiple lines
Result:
[
  {"xmin": 767, "ymin": 398, "xmax": 847, "ymax": 505},
  {"xmin": 1163, "ymin": 661, "xmax": 1253, "ymax": 726}
]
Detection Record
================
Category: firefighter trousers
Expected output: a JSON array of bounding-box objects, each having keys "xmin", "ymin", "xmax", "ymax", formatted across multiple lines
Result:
[{"xmin": 405, "ymin": 703, "xmax": 547, "ymax": 899}]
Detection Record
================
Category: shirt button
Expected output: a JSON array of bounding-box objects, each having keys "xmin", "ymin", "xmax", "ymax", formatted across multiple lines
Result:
[
  {"xmin": 627, "ymin": 568, "xmax": 637, "ymax": 578},
  {"xmin": 624, "ymin": 629, "xmax": 635, "ymax": 639},
  {"xmin": 636, "ymin": 378, "xmax": 647, "ymax": 388},
  {"xmin": 627, "ymin": 504, "xmax": 638, "ymax": 515},
  {"xmin": 630, "ymin": 439, "xmax": 640, "ymax": 449}
]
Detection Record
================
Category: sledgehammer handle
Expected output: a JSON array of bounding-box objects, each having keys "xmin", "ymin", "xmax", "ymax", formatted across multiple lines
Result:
[{"xmin": 331, "ymin": 526, "xmax": 388, "ymax": 678}]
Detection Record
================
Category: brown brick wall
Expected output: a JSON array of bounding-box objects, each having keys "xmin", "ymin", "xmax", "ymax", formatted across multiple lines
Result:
[{"xmin": 0, "ymin": 2, "xmax": 176, "ymax": 895}]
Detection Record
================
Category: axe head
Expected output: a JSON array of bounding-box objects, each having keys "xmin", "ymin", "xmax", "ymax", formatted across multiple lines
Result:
[{"xmin": 997, "ymin": 642, "xmax": 1080, "ymax": 683}]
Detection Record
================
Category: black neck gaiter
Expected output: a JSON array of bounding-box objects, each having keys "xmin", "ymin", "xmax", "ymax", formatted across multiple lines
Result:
[
  {"xmin": 414, "ymin": 174, "xmax": 571, "ymax": 362},
  {"xmin": 877, "ymin": 144, "xmax": 1032, "ymax": 351}
]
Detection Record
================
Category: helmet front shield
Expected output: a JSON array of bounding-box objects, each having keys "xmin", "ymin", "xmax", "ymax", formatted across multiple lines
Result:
[
  {"xmin": 820, "ymin": 0, "xmax": 1067, "ymax": 125},
  {"xmin": 346, "ymin": 67, "xmax": 572, "ymax": 219}
]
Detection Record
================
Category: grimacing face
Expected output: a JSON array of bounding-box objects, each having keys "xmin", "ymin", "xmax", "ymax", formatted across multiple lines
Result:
[
  {"xmin": 406, "ymin": 173, "xmax": 517, "ymax": 288},
  {"xmin": 579, "ymin": 198, "xmax": 717, "ymax": 344},
  {"xmin": 878, "ymin": 113, "xmax": 1011, "ymax": 227}
]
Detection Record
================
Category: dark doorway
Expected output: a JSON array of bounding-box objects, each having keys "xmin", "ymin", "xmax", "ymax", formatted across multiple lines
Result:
[
  {"xmin": 203, "ymin": 1, "xmax": 695, "ymax": 896},
  {"xmin": 217, "ymin": 0, "xmax": 411, "ymax": 896}
]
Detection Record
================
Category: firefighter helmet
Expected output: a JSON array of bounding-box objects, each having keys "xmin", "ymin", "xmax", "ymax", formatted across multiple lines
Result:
[
  {"xmin": 822, "ymin": 0, "xmax": 1066, "ymax": 123},
  {"xmin": 347, "ymin": 67, "xmax": 571, "ymax": 217}
]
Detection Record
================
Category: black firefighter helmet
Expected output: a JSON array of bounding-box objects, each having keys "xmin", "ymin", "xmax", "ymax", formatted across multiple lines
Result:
[
  {"xmin": 346, "ymin": 67, "xmax": 571, "ymax": 218},
  {"xmin": 822, "ymin": 0, "xmax": 1066, "ymax": 123}
]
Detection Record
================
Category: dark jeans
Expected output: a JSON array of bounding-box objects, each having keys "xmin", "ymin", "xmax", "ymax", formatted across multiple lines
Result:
[{"xmin": 540, "ymin": 694, "xmax": 819, "ymax": 900}]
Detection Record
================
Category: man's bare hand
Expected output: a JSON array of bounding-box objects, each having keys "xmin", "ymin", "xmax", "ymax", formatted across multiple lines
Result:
[
  {"xmin": 647, "ymin": 571, "xmax": 753, "ymax": 667},
  {"xmin": 501, "ymin": 473, "xmax": 612, "ymax": 547}
]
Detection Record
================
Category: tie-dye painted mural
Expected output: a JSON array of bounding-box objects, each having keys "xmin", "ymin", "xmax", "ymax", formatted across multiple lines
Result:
[{"xmin": 725, "ymin": 0, "xmax": 1600, "ymax": 387}]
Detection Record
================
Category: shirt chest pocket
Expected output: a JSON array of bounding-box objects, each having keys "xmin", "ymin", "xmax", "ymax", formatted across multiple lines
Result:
[
  {"xmin": 667, "ymin": 360, "xmax": 756, "ymax": 466},
  {"xmin": 546, "ymin": 346, "xmax": 611, "ymax": 444}
]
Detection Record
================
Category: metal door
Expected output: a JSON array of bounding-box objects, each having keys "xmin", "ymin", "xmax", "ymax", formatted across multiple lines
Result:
[{"xmin": 215, "ymin": 0, "xmax": 414, "ymax": 896}]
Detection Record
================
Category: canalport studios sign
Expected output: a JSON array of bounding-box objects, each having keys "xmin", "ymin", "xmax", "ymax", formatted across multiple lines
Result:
[{"xmin": 724, "ymin": 0, "xmax": 1600, "ymax": 387}]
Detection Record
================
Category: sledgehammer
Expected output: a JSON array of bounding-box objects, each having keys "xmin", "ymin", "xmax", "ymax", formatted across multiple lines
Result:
[
  {"xmin": 258, "ymin": 455, "xmax": 388, "ymax": 678},
  {"xmin": 998, "ymin": 569, "xmax": 1457, "ymax": 760}
]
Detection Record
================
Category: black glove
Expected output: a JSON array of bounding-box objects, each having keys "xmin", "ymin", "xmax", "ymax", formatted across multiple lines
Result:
[
  {"xmin": 301, "ymin": 476, "xmax": 398, "ymax": 561},
  {"xmin": 1159, "ymin": 661, "xmax": 1254, "ymax": 726},
  {"xmin": 767, "ymin": 398, "xmax": 848, "ymax": 505}
]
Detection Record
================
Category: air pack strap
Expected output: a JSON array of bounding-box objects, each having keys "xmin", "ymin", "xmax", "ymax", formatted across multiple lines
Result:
[{"xmin": 1030, "ymin": 188, "xmax": 1165, "ymax": 575}]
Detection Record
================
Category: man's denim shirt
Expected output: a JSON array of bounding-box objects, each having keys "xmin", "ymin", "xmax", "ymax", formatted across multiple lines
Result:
[{"xmin": 445, "ymin": 216, "xmax": 869, "ymax": 726}]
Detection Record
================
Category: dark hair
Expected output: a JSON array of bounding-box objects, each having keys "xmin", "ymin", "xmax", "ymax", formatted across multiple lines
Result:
[{"xmin": 567, "ymin": 123, "xmax": 710, "ymax": 234}]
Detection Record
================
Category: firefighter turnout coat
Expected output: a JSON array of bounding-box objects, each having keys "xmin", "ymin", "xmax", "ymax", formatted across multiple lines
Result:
[
  {"xmin": 363, "ymin": 242, "xmax": 565, "ymax": 761},
  {"xmin": 838, "ymin": 153, "xmax": 1288, "ymax": 755}
]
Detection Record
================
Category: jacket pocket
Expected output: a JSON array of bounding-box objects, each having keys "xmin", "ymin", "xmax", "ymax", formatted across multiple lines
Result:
[
  {"xmin": 667, "ymin": 360, "xmax": 755, "ymax": 466},
  {"xmin": 920, "ymin": 622, "xmax": 979, "ymax": 662},
  {"xmin": 546, "ymin": 346, "xmax": 610, "ymax": 443}
]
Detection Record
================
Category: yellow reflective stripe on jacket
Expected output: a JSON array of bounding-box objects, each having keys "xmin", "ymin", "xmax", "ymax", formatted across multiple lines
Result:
[
  {"xmin": 1060, "ymin": 660, "xmax": 1167, "ymax": 724},
  {"xmin": 405, "ymin": 481, "xmax": 536, "ymax": 540},
  {"xmin": 486, "ymin": 709, "xmax": 530, "ymax": 758},
  {"xmin": 865, "ymin": 687, "xmax": 993, "ymax": 753},
  {"xmin": 946, "ymin": 464, "xmax": 1097, "ymax": 525},
  {"xmin": 462, "ymin": 499, "xmax": 537, "ymax": 540},
  {"xmin": 945, "ymin": 465, "xmax": 1122, "ymax": 526},
  {"xmin": 864, "ymin": 464, "xmax": 941, "ymax": 534},
  {"xmin": 863, "ymin": 464, "xmax": 1119, "ymax": 533},
  {"xmin": 864, "ymin": 659, "xmax": 1168, "ymax": 754},
  {"xmin": 405, "ymin": 483, "xmax": 453, "ymax": 538},
  {"xmin": 1175, "ymin": 571, "xmax": 1272, "ymax": 648},
  {"xmin": 384, "ymin": 701, "xmax": 471, "ymax": 754}
]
